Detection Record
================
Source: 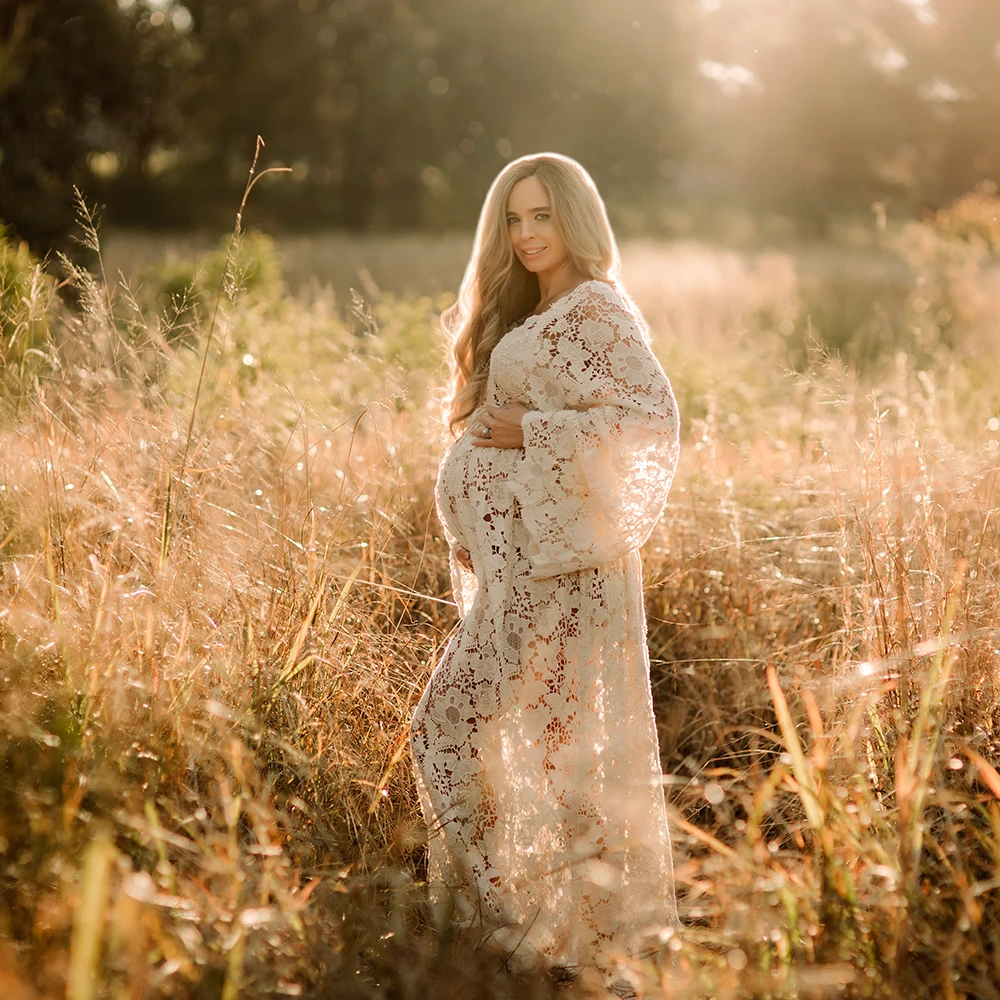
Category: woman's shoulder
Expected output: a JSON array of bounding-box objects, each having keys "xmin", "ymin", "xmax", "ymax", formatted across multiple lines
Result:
[
  {"xmin": 566, "ymin": 278, "xmax": 635, "ymax": 315},
  {"xmin": 551, "ymin": 279, "xmax": 655, "ymax": 350},
  {"xmin": 569, "ymin": 277, "xmax": 618, "ymax": 300},
  {"xmin": 562, "ymin": 279, "xmax": 647, "ymax": 333},
  {"xmin": 515, "ymin": 278, "xmax": 621, "ymax": 333}
]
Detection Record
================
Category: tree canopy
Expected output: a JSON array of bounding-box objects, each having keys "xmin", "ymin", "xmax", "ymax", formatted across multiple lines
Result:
[{"xmin": 2, "ymin": 0, "xmax": 999, "ymax": 255}]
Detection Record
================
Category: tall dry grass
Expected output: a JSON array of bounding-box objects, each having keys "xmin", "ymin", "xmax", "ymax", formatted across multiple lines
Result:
[{"xmin": 2, "ymin": 187, "xmax": 1000, "ymax": 998}]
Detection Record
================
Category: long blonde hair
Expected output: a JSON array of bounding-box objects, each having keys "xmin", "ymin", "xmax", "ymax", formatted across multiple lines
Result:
[{"xmin": 443, "ymin": 153, "xmax": 621, "ymax": 432}]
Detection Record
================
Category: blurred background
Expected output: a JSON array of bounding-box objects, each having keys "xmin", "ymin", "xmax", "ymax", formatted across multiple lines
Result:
[{"xmin": 3, "ymin": 0, "xmax": 999, "ymax": 258}]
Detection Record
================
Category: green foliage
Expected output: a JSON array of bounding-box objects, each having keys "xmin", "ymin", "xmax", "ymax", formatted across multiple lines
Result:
[
  {"xmin": 9, "ymin": 0, "xmax": 1000, "ymax": 254},
  {"xmin": 0, "ymin": 227, "xmax": 56, "ymax": 392},
  {"xmin": 0, "ymin": 0, "xmax": 178, "ymax": 256},
  {"xmin": 153, "ymin": 0, "xmax": 690, "ymax": 233},
  {"xmin": 146, "ymin": 242, "xmax": 447, "ymax": 438},
  {"xmin": 209, "ymin": 231, "xmax": 285, "ymax": 303},
  {"xmin": 141, "ymin": 230, "xmax": 286, "ymax": 351},
  {"xmin": 783, "ymin": 269, "xmax": 912, "ymax": 374},
  {"xmin": 146, "ymin": 231, "xmax": 284, "ymax": 316},
  {"xmin": 163, "ymin": 290, "xmax": 448, "ymax": 429},
  {"xmin": 896, "ymin": 184, "xmax": 1000, "ymax": 358}
]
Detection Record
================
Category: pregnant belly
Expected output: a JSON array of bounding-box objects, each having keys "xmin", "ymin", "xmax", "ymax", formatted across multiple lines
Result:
[{"xmin": 437, "ymin": 432, "xmax": 519, "ymax": 546}]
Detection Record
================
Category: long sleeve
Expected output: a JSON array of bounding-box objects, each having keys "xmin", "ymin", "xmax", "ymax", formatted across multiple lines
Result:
[{"xmin": 507, "ymin": 286, "xmax": 679, "ymax": 580}]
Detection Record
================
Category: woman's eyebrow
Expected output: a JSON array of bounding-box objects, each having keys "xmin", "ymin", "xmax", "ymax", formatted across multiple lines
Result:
[{"xmin": 508, "ymin": 206, "xmax": 551, "ymax": 214}]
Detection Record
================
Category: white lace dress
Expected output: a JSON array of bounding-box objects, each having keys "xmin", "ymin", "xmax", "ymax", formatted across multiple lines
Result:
[{"xmin": 410, "ymin": 280, "xmax": 680, "ymax": 971}]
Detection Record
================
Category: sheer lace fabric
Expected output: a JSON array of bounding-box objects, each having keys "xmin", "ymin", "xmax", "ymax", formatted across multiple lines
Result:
[{"xmin": 410, "ymin": 280, "xmax": 680, "ymax": 970}]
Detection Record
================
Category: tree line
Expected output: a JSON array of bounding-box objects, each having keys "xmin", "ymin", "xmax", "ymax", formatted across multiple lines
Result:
[{"xmin": 2, "ymin": 0, "xmax": 1000, "ymax": 256}]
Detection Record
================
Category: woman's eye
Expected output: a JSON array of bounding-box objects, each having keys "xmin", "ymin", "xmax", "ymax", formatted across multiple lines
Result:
[
  {"xmin": 536, "ymin": 214, "xmax": 549, "ymax": 221},
  {"xmin": 506, "ymin": 217, "xmax": 518, "ymax": 225}
]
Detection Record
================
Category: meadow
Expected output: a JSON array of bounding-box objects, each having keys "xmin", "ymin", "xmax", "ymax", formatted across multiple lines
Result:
[{"xmin": 2, "ymin": 189, "xmax": 1000, "ymax": 999}]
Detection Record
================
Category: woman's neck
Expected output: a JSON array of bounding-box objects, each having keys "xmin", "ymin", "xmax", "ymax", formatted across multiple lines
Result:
[{"xmin": 534, "ymin": 260, "xmax": 585, "ymax": 313}]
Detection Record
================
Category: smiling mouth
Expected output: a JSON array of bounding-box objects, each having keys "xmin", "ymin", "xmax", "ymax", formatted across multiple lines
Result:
[{"xmin": 521, "ymin": 247, "xmax": 546, "ymax": 257}]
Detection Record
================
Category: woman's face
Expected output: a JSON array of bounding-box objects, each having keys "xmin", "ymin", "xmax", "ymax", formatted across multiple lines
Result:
[{"xmin": 506, "ymin": 175, "xmax": 569, "ymax": 275}]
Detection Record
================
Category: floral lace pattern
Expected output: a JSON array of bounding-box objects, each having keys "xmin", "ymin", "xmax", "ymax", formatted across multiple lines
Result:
[{"xmin": 410, "ymin": 281, "xmax": 680, "ymax": 970}]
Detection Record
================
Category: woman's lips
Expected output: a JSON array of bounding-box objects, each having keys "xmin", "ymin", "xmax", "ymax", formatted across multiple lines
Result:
[{"xmin": 521, "ymin": 247, "xmax": 546, "ymax": 257}]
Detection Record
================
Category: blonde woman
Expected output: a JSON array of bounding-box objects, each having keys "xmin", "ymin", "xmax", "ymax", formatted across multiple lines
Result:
[{"xmin": 410, "ymin": 153, "xmax": 680, "ymax": 990}]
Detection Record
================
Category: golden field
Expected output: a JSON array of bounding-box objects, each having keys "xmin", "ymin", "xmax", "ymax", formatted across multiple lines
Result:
[{"xmin": 2, "ymin": 191, "xmax": 1000, "ymax": 999}]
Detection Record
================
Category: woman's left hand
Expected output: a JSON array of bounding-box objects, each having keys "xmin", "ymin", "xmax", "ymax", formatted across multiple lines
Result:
[{"xmin": 471, "ymin": 402, "xmax": 530, "ymax": 449}]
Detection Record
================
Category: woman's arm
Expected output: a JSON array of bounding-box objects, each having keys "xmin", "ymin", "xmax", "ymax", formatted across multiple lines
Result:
[{"xmin": 507, "ymin": 284, "xmax": 680, "ymax": 579}]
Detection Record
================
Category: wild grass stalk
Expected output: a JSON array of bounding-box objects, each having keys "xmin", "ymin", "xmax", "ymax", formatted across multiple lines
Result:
[{"xmin": 166, "ymin": 137, "xmax": 292, "ymax": 563}]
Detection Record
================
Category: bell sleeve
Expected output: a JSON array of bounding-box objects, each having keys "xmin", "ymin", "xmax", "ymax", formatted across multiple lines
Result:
[{"xmin": 507, "ymin": 286, "xmax": 679, "ymax": 580}]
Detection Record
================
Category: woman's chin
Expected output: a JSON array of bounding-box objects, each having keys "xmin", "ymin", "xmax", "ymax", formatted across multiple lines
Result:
[{"xmin": 518, "ymin": 253, "xmax": 547, "ymax": 271}]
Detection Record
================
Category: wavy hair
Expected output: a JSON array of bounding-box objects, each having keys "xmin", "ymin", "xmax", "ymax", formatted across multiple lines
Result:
[{"xmin": 443, "ymin": 153, "xmax": 621, "ymax": 432}]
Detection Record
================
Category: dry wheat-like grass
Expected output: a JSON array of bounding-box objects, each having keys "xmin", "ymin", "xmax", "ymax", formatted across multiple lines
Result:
[{"xmin": 3, "ymin": 198, "xmax": 1000, "ymax": 998}]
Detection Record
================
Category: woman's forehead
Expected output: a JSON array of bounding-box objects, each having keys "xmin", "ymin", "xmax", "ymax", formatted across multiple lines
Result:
[{"xmin": 507, "ymin": 175, "xmax": 549, "ymax": 211}]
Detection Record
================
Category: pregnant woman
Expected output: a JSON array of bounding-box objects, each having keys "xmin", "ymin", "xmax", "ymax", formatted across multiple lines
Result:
[{"xmin": 410, "ymin": 153, "xmax": 680, "ymax": 989}]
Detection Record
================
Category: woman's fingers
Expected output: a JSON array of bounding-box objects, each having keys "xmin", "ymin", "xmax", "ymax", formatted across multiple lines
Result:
[
  {"xmin": 470, "ymin": 403, "xmax": 528, "ymax": 448},
  {"xmin": 454, "ymin": 546, "xmax": 472, "ymax": 570},
  {"xmin": 470, "ymin": 411, "xmax": 496, "ymax": 447}
]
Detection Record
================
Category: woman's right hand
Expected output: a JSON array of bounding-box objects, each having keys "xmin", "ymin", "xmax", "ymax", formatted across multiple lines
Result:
[{"xmin": 454, "ymin": 546, "xmax": 473, "ymax": 571}]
